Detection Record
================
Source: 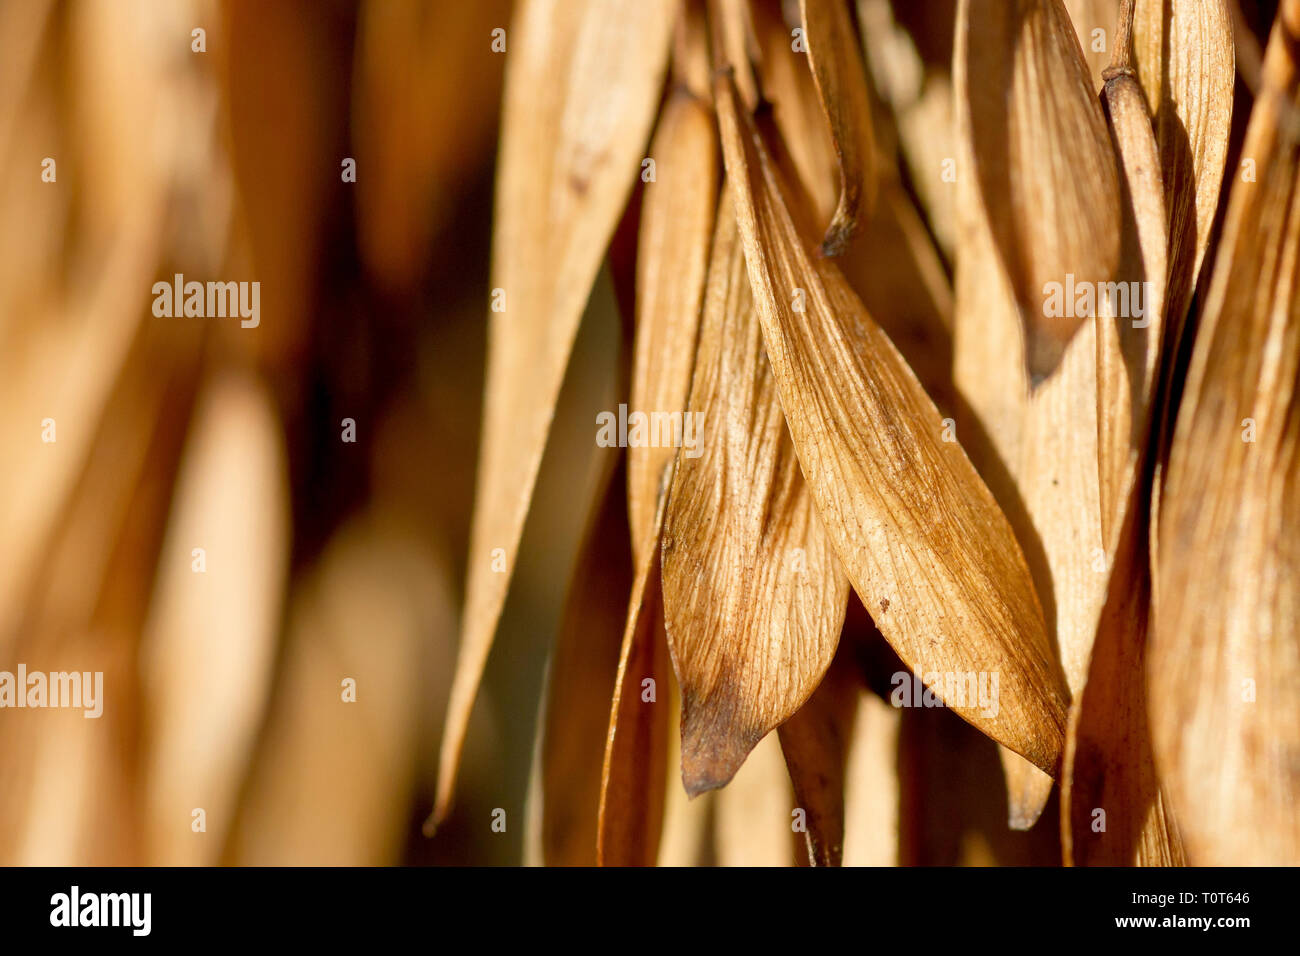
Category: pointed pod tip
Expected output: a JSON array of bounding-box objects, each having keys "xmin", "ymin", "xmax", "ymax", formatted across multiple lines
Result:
[
  {"xmin": 682, "ymin": 772, "xmax": 727, "ymax": 800},
  {"xmin": 819, "ymin": 225, "xmax": 853, "ymax": 258},
  {"xmin": 679, "ymin": 702, "xmax": 762, "ymax": 798},
  {"xmin": 424, "ymin": 788, "xmax": 454, "ymax": 837},
  {"xmin": 680, "ymin": 744, "xmax": 745, "ymax": 798}
]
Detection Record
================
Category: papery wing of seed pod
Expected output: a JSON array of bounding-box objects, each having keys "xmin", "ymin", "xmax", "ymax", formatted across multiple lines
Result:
[
  {"xmin": 990, "ymin": 227, "xmax": 1104, "ymax": 832},
  {"xmin": 952, "ymin": 228, "xmax": 1070, "ymax": 831},
  {"xmin": 1095, "ymin": 65, "xmax": 1168, "ymax": 547},
  {"xmin": 777, "ymin": 641, "xmax": 860, "ymax": 866},
  {"xmin": 956, "ymin": 1, "xmax": 1107, "ymax": 832},
  {"xmin": 1062, "ymin": 506, "xmax": 1185, "ymax": 865},
  {"xmin": 760, "ymin": 0, "xmax": 958, "ymax": 420},
  {"xmin": 660, "ymin": 186, "xmax": 850, "ymax": 796},
  {"xmin": 951, "ymin": 20, "xmax": 1093, "ymax": 827},
  {"xmin": 952, "ymin": 167, "xmax": 1030, "ymax": 507},
  {"xmin": 1132, "ymin": 0, "xmax": 1234, "ymax": 582},
  {"xmin": 352, "ymin": 0, "xmax": 509, "ymax": 295},
  {"xmin": 599, "ymin": 20, "xmax": 717, "ymax": 848},
  {"xmin": 896, "ymin": 706, "xmax": 1063, "ymax": 863},
  {"xmin": 433, "ymin": 0, "xmax": 676, "ymax": 828},
  {"xmin": 708, "ymin": 0, "xmax": 761, "ymax": 108},
  {"xmin": 1061, "ymin": 48, "xmax": 1183, "ymax": 867},
  {"xmin": 628, "ymin": 88, "xmax": 718, "ymax": 564},
  {"xmin": 957, "ymin": 0, "xmax": 1122, "ymax": 382},
  {"xmin": 951, "ymin": 140, "xmax": 1057, "ymax": 831},
  {"xmin": 751, "ymin": 0, "xmax": 838, "ymax": 225},
  {"xmin": 839, "ymin": 187, "xmax": 958, "ymax": 416},
  {"xmin": 1065, "ymin": 0, "xmax": 1121, "ymax": 91},
  {"xmin": 535, "ymin": 455, "xmax": 632, "ymax": 866},
  {"xmin": 1017, "ymin": 327, "xmax": 1105, "ymax": 715},
  {"xmin": 1152, "ymin": 1, "xmax": 1300, "ymax": 865},
  {"xmin": 1132, "ymin": 0, "xmax": 1233, "ymax": 327},
  {"xmin": 596, "ymin": 502, "xmax": 670, "ymax": 867},
  {"xmin": 716, "ymin": 72, "xmax": 1069, "ymax": 776},
  {"xmin": 994, "ymin": 749, "xmax": 1055, "ymax": 831},
  {"xmin": 798, "ymin": 0, "xmax": 877, "ymax": 255},
  {"xmin": 713, "ymin": 732, "xmax": 798, "ymax": 865}
]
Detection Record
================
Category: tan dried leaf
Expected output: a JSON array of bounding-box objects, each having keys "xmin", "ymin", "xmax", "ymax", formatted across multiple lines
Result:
[
  {"xmin": 951, "ymin": 169, "xmax": 1067, "ymax": 829},
  {"xmin": 434, "ymin": 0, "xmax": 675, "ymax": 827},
  {"xmin": 954, "ymin": 1, "xmax": 1120, "ymax": 827},
  {"xmin": 1017, "ymin": 327, "xmax": 1105, "ymax": 706},
  {"xmin": 956, "ymin": 228, "xmax": 1100, "ymax": 833},
  {"xmin": 715, "ymin": 72, "xmax": 1068, "ymax": 775},
  {"xmin": 951, "ymin": 17, "xmax": 1101, "ymax": 827}
]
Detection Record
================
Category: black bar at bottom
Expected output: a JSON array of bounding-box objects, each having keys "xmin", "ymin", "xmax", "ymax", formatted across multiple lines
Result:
[{"xmin": 0, "ymin": 866, "xmax": 1284, "ymax": 942}]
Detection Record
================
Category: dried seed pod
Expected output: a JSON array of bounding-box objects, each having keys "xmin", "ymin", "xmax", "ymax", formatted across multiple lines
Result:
[
  {"xmin": 1133, "ymin": 0, "xmax": 1235, "ymax": 588},
  {"xmin": 777, "ymin": 643, "xmax": 860, "ymax": 866},
  {"xmin": 1061, "ymin": 3, "xmax": 1183, "ymax": 866},
  {"xmin": 956, "ymin": 0, "xmax": 1123, "ymax": 382},
  {"xmin": 661, "ymin": 186, "xmax": 849, "ymax": 798},
  {"xmin": 1151, "ymin": 0, "xmax": 1300, "ymax": 866},
  {"xmin": 716, "ymin": 71, "xmax": 1068, "ymax": 776},
  {"xmin": 628, "ymin": 88, "xmax": 718, "ymax": 565},
  {"xmin": 434, "ymin": 0, "xmax": 676, "ymax": 829},
  {"xmin": 799, "ymin": 0, "xmax": 877, "ymax": 255},
  {"xmin": 535, "ymin": 456, "xmax": 631, "ymax": 866}
]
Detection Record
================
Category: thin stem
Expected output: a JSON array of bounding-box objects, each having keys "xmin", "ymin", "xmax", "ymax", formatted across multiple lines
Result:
[{"xmin": 1103, "ymin": 0, "xmax": 1136, "ymax": 80}]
